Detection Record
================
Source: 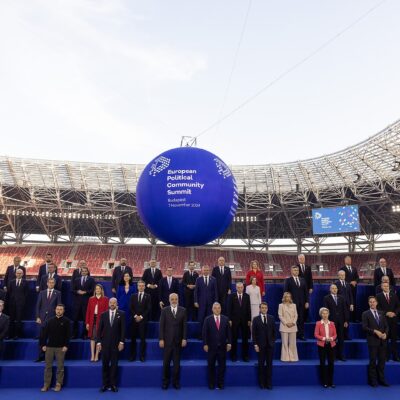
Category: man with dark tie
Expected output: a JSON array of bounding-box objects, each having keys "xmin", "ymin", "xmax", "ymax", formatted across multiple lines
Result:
[
  {"xmin": 373, "ymin": 258, "xmax": 395, "ymax": 288},
  {"xmin": 362, "ymin": 296, "xmax": 389, "ymax": 387},
  {"xmin": 36, "ymin": 253, "xmax": 57, "ymax": 292},
  {"xmin": 39, "ymin": 263, "xmax": 62, "ymax": 292},
  {"xmin": 339, "ymin": 256, "xmax": 359, "ymax": 322},
  {"xmin": 8, "ymin": 268, "xmax": 28, "ymax": 339},
  {"xmin": 3, "ymin": 256, "xmax": 26, "ymax": 292},
  {"xmin": 111, "ymin": 258, "xmax": 133, "ymax": 294},
  {"xmin": 182, "ymin": 261, "xmax": 199, "ymax": 321},
  {"xmin": 130, "ymin": 280, "xmax": 151, "ymax": 362},
  {"xmin": 252, "ymin": 302, "xmax": 276, "ymax": 390},
  {"xmin": 227, "ymin": 282, "xmax": 251, "ymax": 362},
  {"xmin": 159, "ymin": 293, "xmax": 187, "ymax": 390},
  {"xmin": 159, "ymin": 267, "xmax": 180, "ymax": 309},
  {"xmin": 71, "ymin": 266, "xmax": 95, "ymax": 338},
  {"xmin": 212, "ymin": 257, "xmax": 232, "ymax": 314},
  {"xmin": 335, "ymin": 270, "xmax": 354, "ymax": 339},
  {"xmin": 283, "ymin": 265, "xmax": 309, "ymax": 340},
  {"xmin": 202, "ymin": 302, "xmax": 231, "ymax": 390},
  {"xmin": 0, "ymin": 301, "xmax": 10, "ymax": 358},
  {"xmin": 376, "ymin": 282, "xmax": 400, "ymax": 361},
  {"xmin": 71, "ymin": 260, "xmax": 91, "ymax": 281},
  {"xmin": 323, "ymin": 284, "xmax": 349, "ymax": 361},
  {"xmin": 35, "ymin": 277, "xmax": 62, "ymax": 362},
  {"xmin": 297, "ymin": 254, "xmax": 313, "ymax": 321},
  {"xmin": 142, "ymin": 259, "xmax": 163, "ymax": 321},
  {"xmin": 194, "ymin": 265, "xmax": 218, "ymax": 336},
  {"xmin": 97, "ymin": 298, "xmax": 126, "ymax": 392},
  {"xmin": 376, "ymin": 276, "xmax": 395, "ymax": 295}
]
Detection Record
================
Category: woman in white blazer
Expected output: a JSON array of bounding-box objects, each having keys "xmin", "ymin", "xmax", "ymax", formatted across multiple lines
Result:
[{"xmin": 278, "ymin": 292, "xmax": 299, "ymax": 362}]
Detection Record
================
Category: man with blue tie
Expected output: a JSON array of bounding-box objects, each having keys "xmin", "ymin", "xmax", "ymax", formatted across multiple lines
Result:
[
  {"xmin": 159, "ymin": 267, "xmax": 180, "ymax": 309},
  {"xmin": 212, "ymin": 257, "xmax": 232, "ymax": 314},
  {"xmin": 194, "ymin": 265, "xmax": 218, "ymax": 335},
  {"xmin": 202, "ymin": 302, "xmax": 231, "ymax": 390}
]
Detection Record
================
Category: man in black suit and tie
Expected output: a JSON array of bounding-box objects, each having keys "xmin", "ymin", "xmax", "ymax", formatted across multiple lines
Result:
[
  {"xmin": 373, "ymin": 258, "xmax": 395, "ymax": 288},
  {"xmin": 0, "ymin": 300, "xmax": 10, "ymax": 358},
  {"xmin": 111, "ymin": 258, "xmax": 133, "ymax": 294},
  {"xmin": 39, "ymin": 263, "xmax": 62, "ymax": 292},
  {"xmin": 362, "ymin": 296, "xmax": 389, "ymax": 387},
  {"xmin": 35, "ymin": 277, "xmax": 62, "ymax": 362},
  {"xmin": 335, "ymin": 270, "xmax": 354, "ymax": 340},
  {"xmin": 130, "ymin": 280, "xmax": 151, "ymax": 362},
  {"xmin": 8, "ymin": 268, "xmax": 28, "ymax": 339},
  {"xmin": 340, "ymin": 256, "xmax": 359, "ymax": 322},
  {"xmin": 159, "ymin": 293, "xmax": 187, "ymax": 390},
  {"xmin": 227, "ymin": 282, "xmax": 251, "ymax": 362},
  {"xmin": 142, "ymin": 259, "xmax": 163, "ymax": 321},
  {"xmin": 297, "ymin": 254, "xmax": 313, "ymax": 322},
  {"xmin": 71, "ymin": 260, "xmax": 91, "ymax": 281},
  {"xmin": 36, "ymin": 253, "xmax": 57, "ymax": 292},
  {"xmin": 212, "ymin": 257, "xmax": 232, "ymax": 314},
  {"xmin": 159, "ymin": 267, "xmax": 180, "ymax": 309},
  {"xmin": 202, "ymin": 302, "xmax": 231, "ymax": 390},
  {"xmin": 3, "ymin": 256, "xmax": 26, "ymax": 295},
  {"xmin": 376, "ymin": 282, "xmax": 400, "ymax": 361},
  {"xmin": 283, "ymin": 265, "xmax": 309, "ymax": 340},
  {"xmin": 252, "ymin": 302, "xmax": 276, "ymax": 389},
  {"xmin": 323, "ymin": 284, "xmax": 349, "ymax": 361},
  {"xmin": 182, "ymin": 261, "xmax": 199, "ymax": 321},
  {"xmin": 376, "ymin": 276, "xmax": 395, "ymax": 295},
  {"xmin": 71, "ymin": 266, "xmax": 95, "ymax": 338},
  {"xmin": 97, "ymin": 298, "xmax": 126, "ymax": 392}
]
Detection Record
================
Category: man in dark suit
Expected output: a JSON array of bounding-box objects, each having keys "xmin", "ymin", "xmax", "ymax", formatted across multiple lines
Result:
[
  {"xmin": 159, "ymin": 267, "xmax": 180, "ymax": 309},
  {"xmin": 71, "ymin": 260, "xmax": 91, "ymax": 281},
  {"xmin": 227, "ymin": 282, "xmax": 251, "ymax": 362},
  {"xmin": 376, "ymin": 282, "xmax": 400, "ymax": 361},
  {"xmin": 212, "ymin": 257, "xmax": 232, "ymax": 314},
  {"xmin": 130, "ymin": 280, "xmax": 151, "ymax": 362},
  {"xmin": 97, "ymin": 298, "xmax": 126, "ymax": 392},
  {"xmin": 71, "ymin": 266, "xmax": 95, "ymax": 338},
  {"xmin": 362, "ymin": 296, "xmax": 389, "ymax": 387},
  {"xmin": 373, "ymin": 258, "xmax": 396, "ymax": 288},
  {"xmin": 7, "ymin": 268, "xmax": 28, "ymax": 339},
  {"xmin": 252, "ymin": 302, "xmax": 276, "ymax": 390},
  {"xmin": 35, "ymin": 277, "xmax": 62, "ymax": 362},
  {"xmin": 202, "ymin": 302, "xmax": 231, "ymax": 390},
  {"xmin": 36, "ymin": 253, "xmax": 57, "ymax": 292},
  {"xmin": 0, "ymin": 300, "xmax": 10, "ymax": 358},
  {"xmin": 3, "ymin": 256, "xmax": 26, "ymax": 291},
  {"xmin": 141, "ymin": 259, "xmax": 163, "ymax": 321},
  {"xmin": 38, "ymin": 263, "xmax": 62, "ymax": 292},
  {"xmin": 376, "ymin": 276, "xmax": 395, "ymax": 295},
  {"xmin": 335, "ymin": 270, "xmax": 354, "ymax": 340},
  {"xmin": 111, "ymin": 258, "xmax": 133, "ymax": 294},
  {"xmin": 323, "ymin": 284, "xmax": 349, "ymax": 361},
  {"xmin": 283, "ymin": 265, "xmax": 309, "ymax": 340},
  {"xmin": 297, "ymin": 254, "xmax": 313, "ymax": 322},
  {"xmin": 194, "ymin": 265, "xmax": 218, "ymax": 335},
  {"xmin": 340, "ymin": 256, "xmax": 359, "ymax": 322},
  {"xmin": 159, "ymin": 293, "xmax": 187, "ymax": 390},
  {"xmin": 182, "ymin": 261, "xmax": 199, "ymax": 321}
]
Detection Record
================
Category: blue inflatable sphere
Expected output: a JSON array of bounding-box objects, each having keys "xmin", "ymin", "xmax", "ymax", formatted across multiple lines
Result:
[{"xmin": 136, "ymin": 147, "xmax": 238, "ymax": 247}]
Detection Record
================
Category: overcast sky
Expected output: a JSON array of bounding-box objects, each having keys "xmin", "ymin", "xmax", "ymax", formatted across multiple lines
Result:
[{"xmin": 0, "ymin": 0, "xmax": 399, "ymax": 167}]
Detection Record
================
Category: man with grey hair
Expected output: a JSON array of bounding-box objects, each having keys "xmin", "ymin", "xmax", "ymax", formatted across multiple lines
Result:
[
  {"xmin": 373, "ymin": 258, "xmax": 395, "ymax": 288},
  {"xmin": 297, "ymin": 254, "xmax": 313, "ymax": 322},
  {"xmin": 8, "ymin": 268, "xmax": 28, "ymax": 339},
  {"xmin": 376, "ymin": 275, "xmax": 395, "ymax": 295},
  {"xmin": 0, "ymin": 300, "xmax": 9, "ymax": 357}
]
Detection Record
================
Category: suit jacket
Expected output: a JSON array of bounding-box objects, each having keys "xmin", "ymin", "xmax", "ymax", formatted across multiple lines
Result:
[
  {"xmin": 72, "ymin": 276, "xmax": 95, "ymax": 300},
  {"xmin": 36, "ymin": 289, "xmax": 62, "ymax": 323},
  {"xmin": 227, "ymin": 292, "xmax": 251, "ymax": 324},
  {"xmin": 97, "ymin": 309, "xmax": 126, "ymax": 349},
  {"xmin": 362, "ymin": 309, "xmax": 389, "ymax": 346},
  {"xmin": 130, "ymin": 292, "xmax": 151, "ymax": 321},
  {"xmin": 339, "ymin": 265, "xmax": 359, "ymax": 283},
  {"xmin": 334, "ymin": 280, "xmax": 354, "ymax": 307},
  {"xmin": 202, "ymin": 314, "xmax": 231, "ymax": 350},
  {"xmin": 194, "ymin": 276, "xmax": 218, "ymax": 307},
  {"xmin": 159, "ymin": 277, "xmax": 180, "ymax": 306},
  {"xmin": 283, "ymin": 276, "xmax": 308, "ymax": 305},
  {"xmin": 373, "ymin": 267, "xmax": 396, "ymax": 288},
  {"xmin": 182, "ymin": 270, "xmax": 199, "ymax": 291},
  {"xmin": 376, "ymin": 291, "xmax": 400, "ymax": 316},
  {"xmin": 0, "ymin": 289, "xmax": 5, "ymax": 302},
  {"xmin": 111, "ymin": 265, "xmax": 133, "ymax": 291},
  {"xmin": 323, "ymin": 294, "xmax": 349, "ymax": 324},
  {"xmin": 297, "ymin": 263, "xmax": 314, "ymax": 290},
  {"xmin": 314, "ymin": 321, "xmax": 337, "ymax": 347},
  {"xmin": 212, "ymin": 266, "xmax": 232, "ymax": 298},
  {"xmin": 7, "ymin": 279, "xmax": 29, "ymax": 305},
  {"xmin": 0, "ymin": 313, "xmax": 10, "ymax": 340},
  {"xmin": 39, "ymin": 273, "xmax": 62, "ymax": 292},
  {"xmin": 159, "ymin": 306, "xmax": 187, "ymax": 346},
  {"xmin": 3, "ymin": 265, "xmax": 26, "ymax": 288},
  {"xmin": 142, "ymin": 267, "xmax": 163, "ymax": 287},
  {"xmin": 252, "ymin": 314, "xmax": 276, "ymax": 349},
  {"xmin": 36, "ymin": 263, "xmax": 58, "ymax": 288},
  {"xmin": 71, "ymin": 268, "xmax": 91, "ymax": 281}
]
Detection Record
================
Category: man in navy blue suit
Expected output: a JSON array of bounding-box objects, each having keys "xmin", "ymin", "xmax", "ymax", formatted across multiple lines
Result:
[
  {"xmin": 8, "ymin": 268, "xmax": 28, "ymax": 339},
  {"xmin": 194, "ymin": 265, "xmax": 218, "ymax": 335},
  {"xmin": 36, "ymin": 253, "xmax": 57, "ymax": 292},
  {"xmin": 142, "ymin": 259, "xmax": 163, "ymax": 321},
  {"xmin": 202, "ymin": 302, "xmax": 231, "ymax": 390},
  {"xmin": 159, "ymin": 267, "xmax": 180, "ymax": 309},
  {"xmin": 212, "ymin": 257, "xmax": 232, "ymax": 314},
  {"xmin": 38, "ymin": 263, "xmax": 62, "ymax": 292},
  {"xmin": 339, "ymin": 256, "xmax": 359, "ymax": 322}
]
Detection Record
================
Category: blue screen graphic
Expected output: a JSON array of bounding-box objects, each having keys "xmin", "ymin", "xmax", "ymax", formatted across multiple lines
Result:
[{"xmin": 312, "ymin": 205, "xmax": 360, "ymax": 235}]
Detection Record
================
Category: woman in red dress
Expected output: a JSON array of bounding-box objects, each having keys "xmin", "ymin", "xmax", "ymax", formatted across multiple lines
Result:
[
  {"xmin": 245, "ymin": 260, "xmax": 265, "ymax": 297},
  {"xmin": 85, "ymin": 284, "xmax": 109, "ymax": 361}
]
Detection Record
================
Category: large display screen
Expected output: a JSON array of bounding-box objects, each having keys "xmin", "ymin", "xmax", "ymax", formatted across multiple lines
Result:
[{"xmin": 312, "ymin": 205, "xmax": 360, "ymax": 235}]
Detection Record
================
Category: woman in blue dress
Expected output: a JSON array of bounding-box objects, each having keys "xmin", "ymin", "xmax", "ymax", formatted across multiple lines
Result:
[{"xmin": 117, "ymin": 272, "xmax": 135, "ymax": 335}]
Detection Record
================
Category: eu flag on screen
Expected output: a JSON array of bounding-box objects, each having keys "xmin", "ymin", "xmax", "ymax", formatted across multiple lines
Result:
[{"xmin": 312, "ymin": 205, "xmax": 360, "ymax": 235}]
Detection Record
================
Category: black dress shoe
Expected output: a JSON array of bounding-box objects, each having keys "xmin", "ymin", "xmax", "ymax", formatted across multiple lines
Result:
[
  {"xmin": 100, "ymin": 386, "xmax": 108, "ymax": 392},
  {"xmin": 139, "ymin": 356, "xmax": 145, "ymax": 362},
  {"xmin": 369, "ymin": 382, "xmax": 378, "ymax": 387},
  {"xmin": 173, "ymin": 383, "xmax": 181, "ymax": 390},
  {"xmin": 337, "ymin": 357, "xmax": 346, "ymax": 361},
  {"xmin": 330, "ymin": 384, "xmax": 336, "ymax": 388},
  {"xmin": 392, "ymin": 357, "xmax": 400, "ymax": 362},
  {"xmin": 231, "ymin": 356, "xmax": 237, "ymax": 362},
  {"xmin": 34, "ymin": 357, "xmax": 44, "ymax": 363},
  {"xmin": 162, "ymin": 384, "xmax": 168, "ymax": 390},
  {"xmin": 217, "ymin": 384, "xmax": 224, "ymax": 390},
  {"xmin": 379, "ymin": 381, "xmax": 390, "ymax": 387},
  {"xmin": 208, "ymin": 384, "xmax": 215, "ymax": 390},
  {"xmin": 242, "ymin": 357, "xmax": 250, "ymax": 362},
  {"xmin": 259, "ymin": 384, "xmax": 266, "ymax": 389},
  {"xmin": 299, "ymin": 336, "xmax": 306, "ymax": 341},
  {"xmin": 323, "ymin": 384, "xmax": 328, "ymax": 388},
  {"xmin": 128, "ymin": 357, "xmax": 135, "ymax": 362},
  {"xmin": 111, "ymin": 386, "xmax": 118, "ymax": 392},
  {"xmin": 266, "ymin": 385, "xmax": 272, "ymax": 390}
]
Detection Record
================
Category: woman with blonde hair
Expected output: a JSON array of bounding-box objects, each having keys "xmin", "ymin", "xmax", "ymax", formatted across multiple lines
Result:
[
  {"xmin": 278, "ymin": 292, "xmax": 298, "ymax": 362},
  {"xmin": 245, "ymin": 260, "xmax": 265, "ymax": 298},
  {"xmin": 85, "ymin": 284, "xmax": 109, "ymax": 361},
  {"xmin": 246, "ymin": 276, "xmax": 262, "ymax": 322}
]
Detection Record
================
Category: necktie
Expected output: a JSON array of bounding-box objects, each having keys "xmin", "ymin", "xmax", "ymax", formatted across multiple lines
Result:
[
  {"xmin": 168, "ymin": 277, "xmax": 171, "ymax": 289},
  {"xmin": 348, "ymin": 266, "xmax": 352, "ymax": 273},
  {"xmin": 385, "ymin": 293, "xmax": 390, "ymax": 303},
  {"xmin": 110, "ymin": 311, "xmax": 115, "ymax": 326},
  {"xmin": 333, "ymin": 295, "xmax": 337, "ymax": 305},
  {"xmin": 216, "ymin": 316, "xmax": 220, "ymax": 330},
  {"xmin": 373, "ymin": 310, "xmax": 379, "ymax": 324},
  {"xmin": 152, "ymin": 268, "xmax": 155, "ymax": 278},
  {"xmin": 220, "ymin": 267, "xmax": 223, "ymax": 275},
  {"xmin": 205, "ymin": 276, "xmax": 208, "ymax": 286},
  {"xmin": 47, "ymin": 290, "xmax": 52, "ymax": 300},
  {"xmin": 383, "ymin": 268, "xmax": 386, "ymax": 276},
  {"xmin": 172, "ymin": 307, "xmax": 176, "ymax": 317},
  {"xmin": 296, "ymin": 277, "xmax": 300, "ymax": 287},
  {"xmin": 122, "ymin": 266, "xmax": 125, "ymax": 273},
  {"xmin": 238, "ymin": 294, "xmax": 242, "ymax": 305},
  {"xmin": 190, "ymin": 271, "xmax": 193, "ymax": 277},
  {"xmin": 17, "ymin": 279, "xmax": 20, "ymax": 287},
  {"xmin": 341, "ymin": 280, "xmax": 345, "ymax": 287},
  {"xmin": 139, "ymin": 293, "xmax": 142, "ymax": 303},
  {"xmin": 263, "ymin": 315, "xmax": 267, "ymax": 325},
  {"xmin": 302, "ymin": 265, "xmax": 305, "ymax": 273}
]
